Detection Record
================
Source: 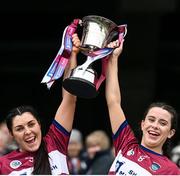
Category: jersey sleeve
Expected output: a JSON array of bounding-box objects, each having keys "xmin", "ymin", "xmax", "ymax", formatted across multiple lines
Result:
[
  {"xmin": 112, "ymin": 120, "xmax": 138, "ymax": 156},
  {"xmin": 44, "ymin": 120, "xmax": 70, "ymax": 155}
]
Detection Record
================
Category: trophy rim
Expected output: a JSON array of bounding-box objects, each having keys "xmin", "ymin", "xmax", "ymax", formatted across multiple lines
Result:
[
  {"xmin": 80, "ymin": 15, "xmax": 118, "ymax": 55},
  {"xmin": 82, "ymin": 15, "xmax": 118, "ymax": 27}
]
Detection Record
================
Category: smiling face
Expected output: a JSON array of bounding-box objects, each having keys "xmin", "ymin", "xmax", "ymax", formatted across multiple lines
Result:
[
  {"xmin": 11, "ymin": 112, "xmax": 42, "ymax": 153},
  {"xmin": 141, "ymin": 107, "xmax": 175, "ymax": 153}
]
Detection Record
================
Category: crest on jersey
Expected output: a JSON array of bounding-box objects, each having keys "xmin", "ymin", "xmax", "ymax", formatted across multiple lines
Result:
[
  {"xmin": 127, "ymin": 149, "xmax": 135, "ymax": 156},
  {"xmin": 10, "ymin": 160, "xmax": 22, "ymax": 169},
  {"xmin": 150, "ymin": 162, "xmax": 161, "ymax": 171}
]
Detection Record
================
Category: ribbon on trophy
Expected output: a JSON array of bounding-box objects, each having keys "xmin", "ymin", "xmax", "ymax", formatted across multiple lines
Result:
[{"xmin": 41, "ymin": 19, "xmax": 81, "ymax": 89}]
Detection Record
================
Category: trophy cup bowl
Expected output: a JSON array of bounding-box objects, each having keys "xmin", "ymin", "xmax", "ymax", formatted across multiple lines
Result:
[
  {"xmin": 80, "ymin": 15, "xmax": 118, "ymax": 55},
  {"xmin": 63, "ymin": 15, "xmax": 119, "ymax": 98}
]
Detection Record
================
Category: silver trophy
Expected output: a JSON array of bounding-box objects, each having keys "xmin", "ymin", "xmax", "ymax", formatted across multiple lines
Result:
[
  {"xmin": 63, "ymin": 15, "xmax": 126, "ymax": 98},
  {"xmin": 79, "ymin": 15, "xmax": 119, "ymax": 55}
]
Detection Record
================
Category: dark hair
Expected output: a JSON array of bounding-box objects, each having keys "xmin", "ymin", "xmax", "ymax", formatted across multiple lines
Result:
[
  {"xmin": 143, "ymin": 102, "xmax": 178, "ymax": 157},
  {"xmin": 6, "ymin": 105, "xmax": 51, "ymax": 175}
]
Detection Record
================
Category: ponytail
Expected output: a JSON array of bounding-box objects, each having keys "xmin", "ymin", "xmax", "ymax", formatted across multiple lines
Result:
[{"xmin": 32, "ymin": 140, "xmax": 51, "ymax": 174}]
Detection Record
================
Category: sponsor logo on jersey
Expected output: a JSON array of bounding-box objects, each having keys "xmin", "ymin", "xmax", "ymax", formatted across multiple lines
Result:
[
  {"xmin": 128, "ymin": 169, "xmax": 137, "ymax": 176},
  {"xmin": 150, "ymin": 162, "xmax": 161, "ymax": 171},
  {"xmin": 51, "ymin": 164, "xmax": 58, "ymax": 171},
  {"xmin": 10, "ymin": 160, "xmax": 22, "ymax": 169},
  {"xmin": 138, "ymin": 155, "xmax": 149, "ymax": 162},
  {"xmin": 25, "ymin": 157, "xmax": 33, "ymax": 162},
  {"xmin": 20, "ymin": 172, "xmax": 27, "ymax": 175}
]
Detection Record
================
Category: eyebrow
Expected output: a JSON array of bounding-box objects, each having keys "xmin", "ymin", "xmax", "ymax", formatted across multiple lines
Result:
[
  {"xmin": 159, "ymin": 119, "xmax": 168, "ymax": 123},
  {"xmin": 147, "ymin": 115, "xmax": 155, "ymax": 119},
  {"xmin": 14, "ymin": 120, "xmax": 36, "ymax": 128},
  {"xmin": 148, "ymin": 116, "xmax": 169, "ymax": 123}
]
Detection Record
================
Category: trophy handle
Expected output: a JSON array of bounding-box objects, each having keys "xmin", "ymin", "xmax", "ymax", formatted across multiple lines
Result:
[{"xmin": 118, "ymin": 24, "xmax": 127, "ymax": 39}]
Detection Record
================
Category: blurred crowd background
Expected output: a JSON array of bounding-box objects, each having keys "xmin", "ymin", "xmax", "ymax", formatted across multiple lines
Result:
[{"xmin": 0, "ymin": 0, "xmax": 180, "ymax": 171}]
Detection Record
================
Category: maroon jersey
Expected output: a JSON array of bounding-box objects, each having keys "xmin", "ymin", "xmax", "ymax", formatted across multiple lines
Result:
[
  {"xmin": 109, "ymin": 120, "xmax": 180, "ymax": 175},
  {"xmin": 0, "ymin": 120, "xmax": 70, "ymax": 175}
]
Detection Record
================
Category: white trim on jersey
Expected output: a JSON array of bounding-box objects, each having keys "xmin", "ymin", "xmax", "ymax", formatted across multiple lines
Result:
[{"xmin": 48, "ymin": 150, "xmax": 69, "ymax": 175}]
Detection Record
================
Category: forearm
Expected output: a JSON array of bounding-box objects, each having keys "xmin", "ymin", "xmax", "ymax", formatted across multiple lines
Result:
[
  {"xmin": 55, "ymin": 96, "xmax": 76, "ymax": 132},
  {"xmin": 105, "ymin": 55, "xmax": 120, "ymax": 106},
  {"xmin": 62, "ymin": 51, "xmax": 77, "ymax": 101},
  {"xmin": 105, "ymin": 54, "xmax": 126, "ymax": 134},
  {"xmin": 55, "ymin": 51, "xmax": 77, "ymax": 132}
]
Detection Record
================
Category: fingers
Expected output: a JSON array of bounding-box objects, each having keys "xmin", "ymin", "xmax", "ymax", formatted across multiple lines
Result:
[
  {"xmin": 72, "ymin": 33, "xmax": 81, "ymax": 48},
  {"xmin": 107, "ymin": 40, "xmax": 120, "ymax": 48},
  {"xmin": 107, "ymin": 39, "xmax": 124, "ymax": 57}
]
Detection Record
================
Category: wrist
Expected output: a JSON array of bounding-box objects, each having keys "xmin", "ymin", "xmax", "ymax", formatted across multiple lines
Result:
[{"xmin": 71, "ymin": 51, "xmax": 77, "ymax": 56}]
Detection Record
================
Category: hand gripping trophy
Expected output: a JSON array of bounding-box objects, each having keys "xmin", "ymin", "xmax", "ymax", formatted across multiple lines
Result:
[{"xmin": 41, "ymin": 15, "xmax": 127, "ymax": 98}]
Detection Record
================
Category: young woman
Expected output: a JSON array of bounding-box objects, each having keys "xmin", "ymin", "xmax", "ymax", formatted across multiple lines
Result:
[
  {"xmin": 0, "ymin": 33, "xmax": 81, "ymax": 175},
  {"xmin": 105, "ymin": 39, "xmax": 180, "ymax": 175}
]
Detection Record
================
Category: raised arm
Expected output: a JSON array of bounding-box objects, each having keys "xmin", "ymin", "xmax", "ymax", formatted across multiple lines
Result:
[
  {"xmin": 55, "ymin": 33, "xmax": 80, "ymax": 132},
  {"xmin": 105, "ymin": 39, "xmax": 126, "ymax": 134}
]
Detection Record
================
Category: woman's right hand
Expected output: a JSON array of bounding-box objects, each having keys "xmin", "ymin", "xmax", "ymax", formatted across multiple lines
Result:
[{"xmin": 71, "ymin": 33, "xmax": 81, "ymax": 54}]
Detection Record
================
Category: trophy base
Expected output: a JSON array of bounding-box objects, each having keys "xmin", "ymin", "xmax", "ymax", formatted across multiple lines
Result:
[{"xmin": 63, "ymin": 77, "xmax": 98, "ymax": 99}]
